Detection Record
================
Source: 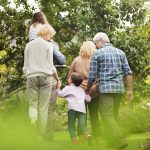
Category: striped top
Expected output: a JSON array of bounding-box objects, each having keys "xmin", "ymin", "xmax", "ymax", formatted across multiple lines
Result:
[{"xmin": 29, "ymin": 23, "xmax": 43, "ymax": 41}]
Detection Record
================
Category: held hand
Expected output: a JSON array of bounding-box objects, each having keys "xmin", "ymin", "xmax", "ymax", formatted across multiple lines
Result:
[
  {"xmin": 56, "ymin": 80, "xmax": 61, "ymax": 89},
  {"xmin": 126, "ymin": 90, "xmax": 133, "ymax": 102}
]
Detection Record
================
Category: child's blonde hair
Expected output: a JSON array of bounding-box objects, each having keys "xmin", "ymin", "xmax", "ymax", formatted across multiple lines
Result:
[{"xmin": 79, "ymin": 41, "xmax": 96, "ymax": 58}]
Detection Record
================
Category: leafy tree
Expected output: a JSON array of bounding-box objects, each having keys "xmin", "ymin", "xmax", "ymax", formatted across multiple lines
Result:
[
  {"xmin": 37, "ymin": 0, "xmax": 148, "ymax": 62},
  {"xmin": 0, "ymin": 0, "xmax": 149, "ymax": 94},
  {"xmin": 117, "ymin": 0, "xmax": 147, "ymax": 26},
  {"xmin": 112, "ymin": 22, "xmax": 150, "ymax": 78},
  {"xmin": 0, "ymin": 0, "xmax": 34, "ymax": 93}
]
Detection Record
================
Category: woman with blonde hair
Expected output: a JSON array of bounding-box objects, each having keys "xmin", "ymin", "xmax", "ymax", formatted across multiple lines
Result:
[
  {"xmin": 28, "ymin": 11, "xmax": 65, "ymax": 140},
  {"xmin": 23, "ymin": 24, "xmax": 61, "ymax": 137},
  {"xmin": 67, "ymin": 41, "xmax": 101, "ymax": 144}
]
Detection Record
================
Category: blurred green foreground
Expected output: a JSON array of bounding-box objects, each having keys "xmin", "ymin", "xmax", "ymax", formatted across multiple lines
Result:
[{"xmin": 0, "ymin": 91, "xmax": 150, "ymax": 150}]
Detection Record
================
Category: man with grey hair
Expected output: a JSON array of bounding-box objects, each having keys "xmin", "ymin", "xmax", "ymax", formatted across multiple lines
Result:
[
  {"xmin": 86, "ymin": 32, "xmax": 133, "ymax": 149},
  {"xmin": 93, "ymin": 32, "xmax": 110, "ymax": 43}
]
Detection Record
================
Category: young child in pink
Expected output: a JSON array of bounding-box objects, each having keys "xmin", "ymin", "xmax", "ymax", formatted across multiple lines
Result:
[{"xmin": 57, "ymin": 72, "xmax": 91, "ymax": 144}]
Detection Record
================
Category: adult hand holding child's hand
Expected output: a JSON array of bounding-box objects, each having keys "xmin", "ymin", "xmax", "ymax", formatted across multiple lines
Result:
[{"xmin": 56, "ymin": 80, "xmax": 61, "ymax": 88}]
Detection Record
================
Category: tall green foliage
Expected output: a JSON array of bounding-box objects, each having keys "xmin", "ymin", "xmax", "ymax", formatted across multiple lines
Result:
[
  {"xmin": 37, "ymin": 0, "xmax": 148, "ymax": 64},
  {"xmin": 0, "ymin": 0, "xmax": 34, "ymax": 93},
  {"xmin": 118, "ymin": 0, "xmax": 147, "ymax": 25},
  {"xmin": 112, "ymin": 23, "xmax": 150, "ymax": 77},
  {"xmin": 0, "ymin": 0, "xmax": 149, "ymax": 93}
]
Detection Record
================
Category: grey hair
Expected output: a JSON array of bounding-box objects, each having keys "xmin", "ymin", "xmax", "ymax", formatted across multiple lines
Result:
[{"xmin": 93, "ymin": 32, "xmax": 110, "ymax": 43}]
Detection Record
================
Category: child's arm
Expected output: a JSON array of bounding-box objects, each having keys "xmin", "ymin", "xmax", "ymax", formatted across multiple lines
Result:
[
  {"xmin": 57, "ymin": 87, "xmax": 68, "ymax": 98},
  {"xmin": 85, "ymin": 94, "xmax": 91, "ymax": 103}
]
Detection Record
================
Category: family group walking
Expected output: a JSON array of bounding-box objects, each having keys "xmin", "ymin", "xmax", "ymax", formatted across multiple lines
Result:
[{"xmin": 23, "ymin": 11, "xmax": 133, "ymax": 149}]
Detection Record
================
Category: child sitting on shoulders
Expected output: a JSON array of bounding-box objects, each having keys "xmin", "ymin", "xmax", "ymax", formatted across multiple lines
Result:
[{"xmin": 57, "ymin": 72, "xmax": 91, "ymax": 144}]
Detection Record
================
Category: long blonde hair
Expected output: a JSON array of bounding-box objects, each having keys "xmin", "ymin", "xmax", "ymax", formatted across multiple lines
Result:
[{"xmin": 79, "ymin": 41, "xmax": 96, "ymax": 58}]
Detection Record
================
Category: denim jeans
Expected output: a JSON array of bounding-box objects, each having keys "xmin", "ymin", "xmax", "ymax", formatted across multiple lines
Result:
[
  {"xmin": 27, "ymin": 75, "xmax": 52, "ymax": 134},
  {"xmin": 68, "ymin": 109, "xmax": 88, "ymax": 139}
]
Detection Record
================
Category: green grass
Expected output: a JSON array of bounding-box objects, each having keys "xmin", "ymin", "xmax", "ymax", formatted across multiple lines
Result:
[
  {"xmin": 0, "ymin": 132, "xmax": 147, "ymax": 150},
  {"xmin": 0, "ymin": 94, "xmax": 150, "ymax": 150},
  {"xmin": 0, "ymin": 118, "xmax": 148, "ymax": 150}
]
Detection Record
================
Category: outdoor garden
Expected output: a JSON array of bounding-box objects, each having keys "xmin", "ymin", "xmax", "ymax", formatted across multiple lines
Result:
[{"xmin": 0, "ymin": 0, "xmax": 150, "ymax": 149}]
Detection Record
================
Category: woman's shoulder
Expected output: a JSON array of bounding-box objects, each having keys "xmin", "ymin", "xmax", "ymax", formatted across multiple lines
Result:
[
  {"xmin": 73, "ymin": 56, "xmax": 82, "ymax": 62},
  {"xmin": 70, "ymin": 56, "xmax": 79, "ymax": 64},
  {"xmin": 74, "ymin": 56, "xmax": 90, "ymax": 63}
]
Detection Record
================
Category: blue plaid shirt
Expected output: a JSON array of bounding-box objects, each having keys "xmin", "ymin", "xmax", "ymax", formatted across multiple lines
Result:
[{"xmin": 88, "ymin": 43, "xmax": 132, "ymax": 93}]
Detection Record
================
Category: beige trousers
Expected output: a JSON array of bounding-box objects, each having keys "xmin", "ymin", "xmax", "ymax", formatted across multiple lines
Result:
[{"xmin": 26, "ymin": 75, "xmax": 52, "ymax": 134}]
